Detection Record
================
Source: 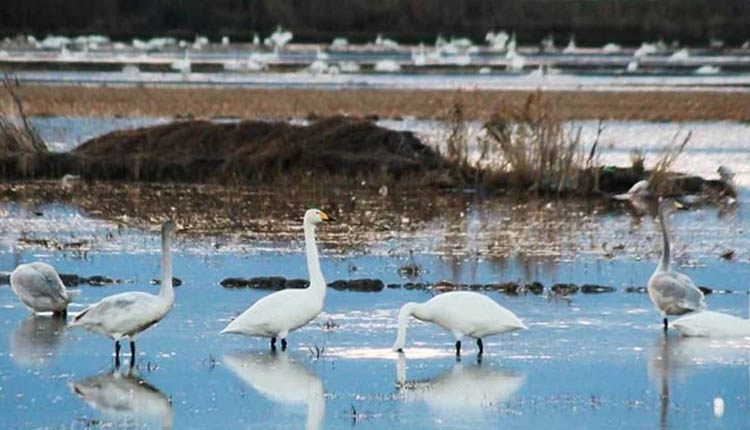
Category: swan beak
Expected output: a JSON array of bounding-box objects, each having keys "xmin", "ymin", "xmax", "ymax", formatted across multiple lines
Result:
[
  {"xmin": 320, "ymin": 211, "xmax": 337, "ymax": 222},
  {"xmin": 673, "ymin": 200, "xmax": 684, "ymax": 210}
]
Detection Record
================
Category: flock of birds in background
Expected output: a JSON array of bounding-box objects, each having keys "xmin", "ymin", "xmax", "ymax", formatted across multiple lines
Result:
[
  {"xmin": 7, "ymin": 192, "xmax": 749, "ymax": 370},
  {"xmin": 1, "ymin": 26, "xmax": 748, "ymax": 76}
]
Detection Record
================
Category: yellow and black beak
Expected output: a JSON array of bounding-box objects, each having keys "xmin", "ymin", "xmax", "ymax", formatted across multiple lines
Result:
[
  {"xmin": 320, "ymin": 211, "xmax": 337, "ymax": 222},
  {"xmin": 672, "ymin": 200, "xmax": 684, "ymax": 210}
]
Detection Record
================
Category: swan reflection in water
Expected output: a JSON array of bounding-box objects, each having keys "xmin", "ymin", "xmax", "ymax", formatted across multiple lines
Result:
[
  {"xmin": 10, "ymin": 315, "xmax": 67, "ymax": 367},
  {"xmin": 69, "ymin": 366, "xmax": 173, "ymax": 430},
  {"xmin": 647, "ymin": 334, "xmax": 750, "ymax": 430},
  {"xmin": 223, "ymin": 352, "xmax": 324, "ymax": 430},
  {"xmin": 395, "ymin": 352, "xmax": 524, "ymax": 413}
]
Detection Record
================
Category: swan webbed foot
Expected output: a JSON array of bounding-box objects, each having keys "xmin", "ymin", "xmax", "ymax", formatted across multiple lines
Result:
[
  {"xmin": 270, "ymin": 337, "xmax": 277, "ymax": 350},
  {"xmin": 281, "ymin": 338, "xmax": 287, "ymax": 351},
  {"xmin": 663, "ymin": 317, "xmax": 668, "ymax": 332},
  {"xmin": 476, "ymin": 338, "xmax": 484, "ymax": 356},
  {"xmin": 455, "ymin": 340, "xmax": 461, "ymax": 357}
]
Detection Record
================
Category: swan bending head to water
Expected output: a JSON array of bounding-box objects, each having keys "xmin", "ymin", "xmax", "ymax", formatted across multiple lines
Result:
[
  {"xmin": 647, "ymin": 199, "xmax": 705, "ymax": 332},
  {"xmin": 391, "ymin": 291, "xmax": 526, "ymax": 358},
  {"xmin": 221, "ymin": 209, "xmax": 335, "ymax": 351},
  {"xmin": 71, "ymin": 220, "xmax": 176, "ymax": 367},
  {"xmin": 10, "ymin": 262, "xmax": 74, "ymax": 317}
]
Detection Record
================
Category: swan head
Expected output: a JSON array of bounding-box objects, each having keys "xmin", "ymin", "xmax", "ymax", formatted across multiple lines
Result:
[{"xmin": 304, "ymin": 209, "xmax": 336, "ymax": 225}]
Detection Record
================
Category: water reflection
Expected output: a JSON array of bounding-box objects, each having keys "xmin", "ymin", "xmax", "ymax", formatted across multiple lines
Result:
[
  {"xmin": 10, "ymin": 315, "xmax": 66, "ymax": 367},
  {"xmin": 395, "ymin": 352, "xmax": 524, "ymax": 412},
  {"xmin": 223, "ymin": 352, "xmax": 324, "ymax": 430},
  {"xmin": 69, "ymin": 367, "xmax": 173, "ymax": 429}
]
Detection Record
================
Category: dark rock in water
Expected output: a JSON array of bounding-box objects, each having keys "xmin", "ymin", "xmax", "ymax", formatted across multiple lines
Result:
[
  {"xmin": 151, "ymin": 277, "xmax": 183, "ymax": 286},
  {"xmin": 328, "ymin": 279, "xmax": 384, "ymax": 292},
  {"xmin": 59, "ymin": 274, "xmax": 82, "ymax": 286},
  {"xmin": 429, "ymin": 281, "xmax": 457, "ymax": 291},
  {"xmin": 499, "ymin": 282, "xmax": 521, "ymax": 294},
  {"xmin": 403, "ymin": 282, "xmax": 426, "ymax": 290},
  {"xmin": 387, "ymin": 283, "xmax": 401, "ymax": 289},
  {"xmin": 0, "ymin": 271, "xmax": 10, "ymax": 285},
  {"xmin": 525, "ymin": 282, "xmax": 544, "ymax": 294},
  {"xmin": 551, "ymin": 283, "xmax": 579, "ymax": 295},
  {"xmin": 86, "ymin": 275, "xmax": 117, "ymax": 286},
  {"xmin": 580, "ymin": 284, "xmax": 616, "ymax": 294},
  {"xmin": 220, "ymin": 277, "xmax": 249, "ymax": 288},
  {"xmin": 624, "ymin": 286, "xmax": 647, "ymax": 293},
  {"xmin": 698, "ymin": 286, "xmax": 713, "ymax": 295},
  {"xmin": 284, "ymin": 278, "xmax": 310, "ymax": 289},
  {"xmin": 469, "ymin": 283, "xmax": 483, "ymax": 291},
  {"xmin": 247, "ymin": 276, "xmax": 287, "ymax": 290}
]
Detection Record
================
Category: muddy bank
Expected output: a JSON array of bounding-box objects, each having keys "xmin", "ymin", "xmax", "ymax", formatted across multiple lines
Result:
[{"xmin": 0, "ymin": 117, "xmax": 733, "ymax": 199}]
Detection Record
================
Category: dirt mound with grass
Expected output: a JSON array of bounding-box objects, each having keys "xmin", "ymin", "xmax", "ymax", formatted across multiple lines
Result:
[{"xmin": 71, "ymin": 117, "xmax": 448, "ymax": 184}]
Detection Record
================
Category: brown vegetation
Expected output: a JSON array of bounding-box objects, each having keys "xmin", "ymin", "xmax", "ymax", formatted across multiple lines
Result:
[{"xmin": 2, "ymin": 85, "xmax": 750, "ymax": 122}]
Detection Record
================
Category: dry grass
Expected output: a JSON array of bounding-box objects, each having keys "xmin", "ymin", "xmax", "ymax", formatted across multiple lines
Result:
[
  {"xmin": 2, "ymin": 85, "xmax": 750, "ymax": 122},
  {"xmin": 0, "ymin": 75, "xmax": 47, "ymax": 155},
  {"xmin": 648, "ymin": 131, "xmax": 692, "ymax": 194}
]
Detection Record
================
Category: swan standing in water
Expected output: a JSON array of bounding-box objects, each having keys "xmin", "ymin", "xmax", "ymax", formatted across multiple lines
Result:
[
  {"xmin": 647, "ymin": 199, "xmax": 706, "ymax": 331},
  {"xmin": 221, "ymin": 209, "xmax": 335, "ymax": 350},
  {"xmin": 10, "ymin": 262, "xmax": 74, "ymax": 317},
  {"xmin": 391, "ymin": 291, "xmax": 526, "ymax": 357},
  {"xmin": 71, "ymin": 220, "xmax": 176, "ymax": 366}
]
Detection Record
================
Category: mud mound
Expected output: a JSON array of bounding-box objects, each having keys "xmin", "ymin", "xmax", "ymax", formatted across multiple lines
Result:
[{"xmin": 72, "ymin": 117, "xmax": 445, "ymax": 183}]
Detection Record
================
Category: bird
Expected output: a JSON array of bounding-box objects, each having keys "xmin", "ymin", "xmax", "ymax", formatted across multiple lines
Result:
[
  {"xmin": 221, "ymin": 209, "xmax": 335, "ymax": 350},
  {"xmin": 673, "ymin": 311, "xmax": 750, "ymax": 337},
  {"xmin": 71, "ymin": 220, "xmax": 176, "ymax": 366},
  {"xmin": 391, "ymin": 291, "xmax": 526, "ymax": 358},
  {"xmin": 647, "ymin": 199, "xmax": 706, "ymax": 332},
  {"xmin": 10, "ymin": 262, "xmax": 74, "ymax": 317},
  {"xmin": 613, "ymin": 179, "xmax": 650, "ymax": 200}
]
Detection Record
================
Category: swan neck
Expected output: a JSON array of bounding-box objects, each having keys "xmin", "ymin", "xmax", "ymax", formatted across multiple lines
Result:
[
  {"xmin": 657, "ymin": 206, "xmax": 671, "ymax": 272},
  {"xmin": 393, "ymin": 303, "xmax": 419, "ymax": 350},
  {"xmin": 305, "ymin": 221, "xmax": 325, "ymax": 298},
  {"xmin": 159, "ymin": 229, "xmax": 174, "ymax": 305}
]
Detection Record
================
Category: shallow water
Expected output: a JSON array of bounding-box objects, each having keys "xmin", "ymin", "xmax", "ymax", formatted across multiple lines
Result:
[{"xmin": 2, "ymin": 190, "xmax": 750, "ymax": 429}]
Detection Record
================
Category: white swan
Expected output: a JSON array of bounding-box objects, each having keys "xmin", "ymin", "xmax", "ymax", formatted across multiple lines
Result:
[
  {"xmin": 10, "ymin": 262, "xmax": 73, "ymax": 316},
  {"xmin": 391, "ymin": 291, "xmax": 526, "ymax": 357},
  {"xmin": 395, "ymin": 352, "xmax": 524, "ymax": 412},
  {"xmin": 613, "ymin": 179, "xmax": 650, "ymax": 200},
  {"xmin": 673, "ymin": 311, "xmax": 750, "ymax": 337},
  {"xmin": 71, "ymin": 220, "xmax": 176, "ymax": 365},
  {"xmin": 648, "ymin": 199, "xmax": 706, "ymax": 331},
  {"xmin": 70, "ymin": 367, "xmax": 173, "ymax": 429},
  {"xmin": 223, "ymin": 352, "xmax": 324, "ymax": 430},
  {"xmin": 221, "ymin": 209, "xmax": 334, "ymax": 350}
]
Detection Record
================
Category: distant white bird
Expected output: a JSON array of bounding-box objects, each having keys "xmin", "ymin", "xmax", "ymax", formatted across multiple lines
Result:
[
  {"xmin": 71, "ymin": 221, "xmax": 176, "ymax": 366},
  {"xmin": 695, "ymin": 65, "xmax": 720, "ymax": 74},
  {"xmin": 374, "ymin": 34, "xmax": 399, "ymax": 49},
  {"xmin": 10, "ymin": 262, "xmax": 73, "ymax": 316},
  {"xmin": 562, "ymin": 36, "xmax": 577, "ymax": 54},
  {"xmin": 668, "ymin": 48, "xmax": 690, "ymax": 61},
  {"xmin": 331, "ymin": 37, "xmax": 348, "ymax": 48},
  {"xmin": 221, "ymin": 209, "xmax": 335, "ymax": 350},
  {"xmin": 70, "ymin": 367, "xmax": 173, "ymax": 429},
  {"xmin": 224, "ymin": 352, "xmax": 324, "ymax": 430},
  {"xmin": 627, "ymin": 60, "xmax": 639, "ymax": 72},
  {"xmin": 374, "ymin": 59, "xmax": 401, "ymax": 72},
  {"xmin": 170, "ymin": 50, "xmax": 191, "ymax": 73},
  {"xmin": 717, "ymin": 165, "xmax": 735, "ymax": 184},
  {"xmin": 412, "ymin": 43, "xmax": 427, "ymax": 66},
  {"xmin": 391, "ymin": 291, "xmax": 526, "ymax": 357},
  {"xmin": 264, "ymin": 26, "xmax": 293, "ymax": 51},
  {"xmin": 602, "ymin": 43, "xmax": 621, "ymax": 54},
  {"xmin": 613, "ymin": 179, "xmax": 650, "ymax": 200},
  {"xmin": 647, "ymin": 199, "xmax": 706, "ymax": 331},
  {"xmin": 486, "ymin": 31, "xmax": 509, "ymax": 51},
  {"xmin": 634, "ymin": 42, "xmax": 657, "ymax": 58}
]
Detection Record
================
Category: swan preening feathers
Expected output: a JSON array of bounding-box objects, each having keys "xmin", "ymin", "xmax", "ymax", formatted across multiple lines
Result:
[
  {"xmin": 71, "ymin": 220, "xmax": 176, "ymax": 366},
  {"xmin": 648, "ymin": 199, "xmax": 706, "ymax": 331},
  {"xmin": 392, "ymin": 291, "xmax": 527, "ymax": 357},
  {"xmin": 221, "ymin": 209, "xmax": 335, "ymax": 350},
  {"xmin": 10, "ymin": 262, "xmax": 74, "ymax": 316}
]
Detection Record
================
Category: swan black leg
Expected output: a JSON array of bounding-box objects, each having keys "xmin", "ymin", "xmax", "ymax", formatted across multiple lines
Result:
[
  {"xmin": 53, "ymin": 309, "xmax": 67, "ymax": 319},
  {"xmin": 455, "ymin": 340, "xmax": 461, "ymax": 357},
  {"xmin": 663, "ymin": 318, "xmax": 668, "ymax": 332},
  {"xmin": 130, "ymin": 341, "xmax": 136, "ymax": 367},
  {"xmin": 281, "ymin": 338, "xmax": 287, "ymax": 351},
  {"xmin": 271, "ymin": 337, "xmax": 277, "ymax": 350},
  {"xmin": 477, "ymin": 338, "xmax": 484, "ymax": 356},
  {"xmin": 115, "ymin": 341, "xmax": 121, "ymax": 367}
]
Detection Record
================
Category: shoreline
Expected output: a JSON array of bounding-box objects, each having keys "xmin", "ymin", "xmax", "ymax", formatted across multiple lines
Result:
[{"xmin": 3, "ymin": 85, "xmax": 750, "ymax": 122}]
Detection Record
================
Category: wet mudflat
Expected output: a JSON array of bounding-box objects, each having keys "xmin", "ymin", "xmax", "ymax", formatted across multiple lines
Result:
[{"xmin": 1, "ymin": 190, "xmax": 750, "ymax": 429}]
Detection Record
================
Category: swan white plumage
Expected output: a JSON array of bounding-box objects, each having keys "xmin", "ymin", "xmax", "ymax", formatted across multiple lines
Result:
[
  {"xmin": 71, "ymin": 220, "xmax": 176, "ymax": 365},
  {"xmin": 673, "ymin": 311, "xmax": 750, "ymax": 337},
  {"xmin": 647, "ymin": 199, "xmax": 706, "ymax": 331},
  {"xmin": 10, "ymin": 261, "xmax": 73, "ymax": 316},
  {"xmin": 391, "ymin": 291, "xmax": 526, "ymax": 357},
  {"xmin": 221, "ymin": 209, "xmax": 334, "ymax": 350},
  {"xmin": 613, "ymin": 179, "xmax": 650, "ymax": 200}
]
